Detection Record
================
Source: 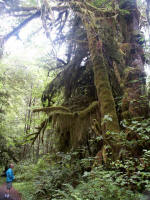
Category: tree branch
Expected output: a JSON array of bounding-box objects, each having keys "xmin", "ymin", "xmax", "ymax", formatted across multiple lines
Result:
[
  {"xmin": 33, "ymin": 106, "xmax": 70, "ymax": 113},
  {"xmin": 12, "ymin": 13, "xmax": 35, "ymax": 17},
  {"xmin": 4, "ymin": 10, "xmax": 41, "ymax": 42},
  {"xmin": 2, "ymin": 5, "xmax": 69, "ymax": 42},
  {"xmin": 10, "ymin": 6, "xmax": 38, "ymax": 12},
  {"xmin": 51, "ymin": 6, "xmax": 68, "ymax": 11}
]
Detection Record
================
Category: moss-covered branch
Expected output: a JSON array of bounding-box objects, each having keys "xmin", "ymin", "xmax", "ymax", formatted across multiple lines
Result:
[{"xmin": 33, "ymin": 106, "xmax": 71, "ymax": 113}]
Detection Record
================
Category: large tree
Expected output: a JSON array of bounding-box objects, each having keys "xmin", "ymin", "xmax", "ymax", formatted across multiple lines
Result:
[{"xmin": 0, "ymin": 0, "xmax": 149, "ymax": 161}]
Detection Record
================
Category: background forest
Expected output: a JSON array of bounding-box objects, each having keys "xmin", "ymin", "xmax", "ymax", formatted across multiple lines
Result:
[{"xmin": 0, "ymin": 0, "xmax": 150, "ymax": 199}]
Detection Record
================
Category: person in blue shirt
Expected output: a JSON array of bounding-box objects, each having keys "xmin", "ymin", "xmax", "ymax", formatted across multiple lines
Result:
[{"xmin": 5, "ymin": 164, "xmax": 14, "ymax": 199}]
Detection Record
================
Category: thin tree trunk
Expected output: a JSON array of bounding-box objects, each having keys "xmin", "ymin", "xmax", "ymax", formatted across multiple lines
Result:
[{"xmin": 36, "ymin": 135, "xmax": 40, "ymax": 160}]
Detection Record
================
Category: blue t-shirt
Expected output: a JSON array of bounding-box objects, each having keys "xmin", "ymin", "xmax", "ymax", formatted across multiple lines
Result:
[{"xmin": 6, "ymin": 168, "xmax": 14, "ymax": 183}]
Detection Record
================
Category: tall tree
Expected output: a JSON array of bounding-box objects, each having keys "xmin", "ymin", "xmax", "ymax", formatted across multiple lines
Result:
[
  {"xmin": 0, "ymin": 0, "xmax": 149, "ymax": 160},
  {"xmin": 34, "ymin": 0, "xmax": 149, "ymax": 160}
]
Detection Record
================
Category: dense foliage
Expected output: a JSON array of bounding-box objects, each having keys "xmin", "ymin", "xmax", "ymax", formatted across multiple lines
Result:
[{"xmin": 13, "ymin": 148, "xmax": 150, "ymax": 200}]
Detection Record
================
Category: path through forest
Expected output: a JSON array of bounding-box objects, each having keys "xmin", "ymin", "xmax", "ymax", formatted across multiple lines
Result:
[{"xmin": 0, "ymin": 184, "xmax": 21, "ymax": 200}]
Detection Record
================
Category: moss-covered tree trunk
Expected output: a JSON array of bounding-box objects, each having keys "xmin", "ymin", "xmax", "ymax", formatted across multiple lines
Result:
[
  {"xmin": 120, "ymin": 0, "xmax": 149, "ymax": 119},
  {"xmin": 32, "ymin": 0, "xmax": 149, "ymax": 161},
  {"xmin": 70, "ymin": 0, "xmax": 149, "ymax": 158},
  {"xmin": 86, "ymin": 27, "xmax": 120, "ymax": 159},
  {"xmin": 70, "ymin": 2, "xmax": 122, "ymax": 159},
  {"xmin": 71, "ymin": 3, "xmax": 120, "ymax": 133},
  {"xmin": 84, "ymin": 24, "xmax": 120, "ymax": 134}
]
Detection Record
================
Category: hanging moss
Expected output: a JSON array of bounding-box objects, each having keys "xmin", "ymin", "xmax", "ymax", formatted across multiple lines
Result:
[
  {"xmin": 51, "ymin": 101, "xmax": 100, "ymax": 151},
  {"xmin": 32, "ymin": 101, "xmax": 100, "ymax": 152},
  {"xmin": 33, "ymin": 106, "xmax": 71, "ymax": 113},
  {"xmin": 34, "ymin": 0, "xmax": 149, "ymax": 161}
]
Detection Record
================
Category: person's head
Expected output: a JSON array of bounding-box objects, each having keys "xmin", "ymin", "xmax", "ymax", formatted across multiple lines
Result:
[{"xmin": 9, "ymin": 164, "xmax": 14, "ymax": 169}]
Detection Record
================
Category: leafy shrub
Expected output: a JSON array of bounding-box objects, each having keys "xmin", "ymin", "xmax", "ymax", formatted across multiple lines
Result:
[
  {"xmin": 31, "ymin": 153, "xmax": 150, "ymax": 200},
  {"xmin": 32, "ymin": 152, "xmax": 83, "ymax": 200},
  {"xmin": 14, "ymin": 118, "xmax": 150, "ymax": 200},
  {"xmin": 15, "ymin": 156, "xmax": 50, "ymax": 182},
  {"xmin": 52, "ymin": 166, "xmax": 143, "ymax": 200}
]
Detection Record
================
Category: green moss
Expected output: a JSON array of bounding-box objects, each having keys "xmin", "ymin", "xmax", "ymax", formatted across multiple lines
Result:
[
  {"xmin": 79, "ymin": 101, "xmax": 98, "ymax": 118},
  {"xmin": 121, "ymin": 111, "xmax": 131, "ymax": 119},
  {"xmin": 104, "ymin": 37, "xmax": 122, "ymax": 63},
  {"xmin": 33, "ymin": 101, "xmax": 100, "ymax": 152},
  {"xmin": 92, "ymin": 48, "xmax": 120, "ymax": 133},
  {"xmin": 33, "ymin": 106, "xmax": 71, "ymax": 113},
  {"xmin": 124, "ymin": 67, "xmax": 135, "ymax": 74}
]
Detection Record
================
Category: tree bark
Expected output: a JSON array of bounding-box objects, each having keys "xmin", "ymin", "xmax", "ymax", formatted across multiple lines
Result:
[
  {"xmin": 68, "ymin": 0, "xmax": 149, "ymax": 159},
  {"xmin": 120, "ymin": 0, "xmax": 149, "ymax": 119}
]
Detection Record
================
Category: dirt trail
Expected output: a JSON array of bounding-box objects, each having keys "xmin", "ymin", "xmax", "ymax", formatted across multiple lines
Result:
[{"xmin": 0, "ymin": 184, "xmax": 21, "ymax": 200}]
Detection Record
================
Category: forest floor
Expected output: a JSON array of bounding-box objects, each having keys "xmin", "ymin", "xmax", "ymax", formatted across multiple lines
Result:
[
  {"xmin": 0, "ymin": 183, "xmax": 21, "ymax": 200},
  {"xmin": 0, "ymin": 176, "xmax": 33, "ymax": 200}
]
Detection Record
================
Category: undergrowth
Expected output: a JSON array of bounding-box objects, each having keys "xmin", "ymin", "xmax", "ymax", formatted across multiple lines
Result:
[
  {"xmin": 12, "ymin": 118, "xmax": 150, "ymax": 200},
  {"xmin": 14, "ymin": 153, "xmax": 150, "ymax": 200}
]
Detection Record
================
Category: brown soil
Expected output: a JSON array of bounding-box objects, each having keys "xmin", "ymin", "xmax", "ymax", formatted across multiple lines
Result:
[{"xmin": 0, "ymin": 184, "xmax": 21, "ymax": 200}]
